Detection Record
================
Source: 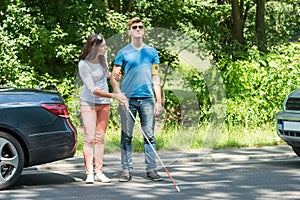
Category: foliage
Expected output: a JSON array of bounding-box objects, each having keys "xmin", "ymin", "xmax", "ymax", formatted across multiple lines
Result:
[
  {"xmin": 1, "ymin": 0, "xmax": 300, "ymax": 139},
  {"xmin": 0, "ymin": 0, "xmax": 129, "ymax": 126},
  {"xmin": 266, "ymin": 1, "xmax": 300, "ymax": 42},
  {"xmin": 221, "ymin": 44, "xmax": 300, "ymax": 126},
  {"xmin": 0, "ymin": 0, "xmax": 129, "ymax": 88}
]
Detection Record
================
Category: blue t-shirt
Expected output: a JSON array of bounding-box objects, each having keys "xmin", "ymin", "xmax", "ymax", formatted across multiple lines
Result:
[{"xmin": 114, "ymin": 43, "xmax": 159, "ymax": 98}]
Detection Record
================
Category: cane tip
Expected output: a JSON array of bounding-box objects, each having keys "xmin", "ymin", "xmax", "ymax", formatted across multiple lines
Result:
[{"xmin": 176, "ymin": 186, "xmax": 181, "ymax": 192}]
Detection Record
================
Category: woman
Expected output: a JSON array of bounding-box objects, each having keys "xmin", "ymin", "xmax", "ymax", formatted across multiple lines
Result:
[{"xmin": 78, "ymin": 34, "xmax": 126, "ymax": 184}]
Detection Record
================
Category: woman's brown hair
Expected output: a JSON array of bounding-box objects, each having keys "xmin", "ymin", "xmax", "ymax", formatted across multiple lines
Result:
[
  {"xmin": 79, "ymin": 34, "xmax": 103, "ymax": 61},
  {"xmin": 79, "ymin": 34, "xmax": 108, "ymax": 69}
]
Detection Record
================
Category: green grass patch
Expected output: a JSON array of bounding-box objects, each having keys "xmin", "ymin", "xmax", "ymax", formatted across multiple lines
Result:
[
  {"xmin": 213, "ymin": 123, "xmax": 284, "ymax": 149},
  {"xmin": 75, "ymin": 123, "xmax": 284, "ymax": 155}
]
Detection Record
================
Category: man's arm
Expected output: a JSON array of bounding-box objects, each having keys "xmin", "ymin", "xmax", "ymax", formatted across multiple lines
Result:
[
  {"xmin": 152, "ymin": 74, "xmax": 162, "ymax": 116},
  {"xmin": 152, "ymin": 75, "xmax": 162, "ymax": 104}
]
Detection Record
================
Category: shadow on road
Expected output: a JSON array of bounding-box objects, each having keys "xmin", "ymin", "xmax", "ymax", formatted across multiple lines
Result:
[{"xmin": 11, "ymin": 168, "xmax": 84, "ymax": 189}]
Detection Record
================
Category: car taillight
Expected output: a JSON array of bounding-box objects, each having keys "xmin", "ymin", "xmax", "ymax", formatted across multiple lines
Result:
[{"xmin": 41, "ymin": 103, "xmax": 70, "ymax": 118}]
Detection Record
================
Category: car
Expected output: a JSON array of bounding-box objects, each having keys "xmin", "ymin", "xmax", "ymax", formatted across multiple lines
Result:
[
  {"xmin": 276, "ymin": 88, "xmax": 300, "ymax": 157},
  {"xmin": 0, "ymin": 87, "xmax": 77, "ymax": 190}
]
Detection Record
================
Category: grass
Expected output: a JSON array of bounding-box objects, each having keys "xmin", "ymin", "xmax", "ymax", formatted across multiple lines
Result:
[
  {"xmin": 212, "ymin": 123, "xmax": 284, "ymax": 148},
  {"xmin": 75, "ymin": 122, "xmax": 285, "ymax": 155}
]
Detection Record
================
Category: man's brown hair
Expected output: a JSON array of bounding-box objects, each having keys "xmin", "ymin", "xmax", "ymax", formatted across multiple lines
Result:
[{"xmin": 128, "ymin": 17, "xmax": 143, "ymax": 30}]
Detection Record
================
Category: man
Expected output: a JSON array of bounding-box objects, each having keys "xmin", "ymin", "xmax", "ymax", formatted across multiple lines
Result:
[{"xmin": 111, "ymin": 17, "xmax": 163, "ymax": 182}]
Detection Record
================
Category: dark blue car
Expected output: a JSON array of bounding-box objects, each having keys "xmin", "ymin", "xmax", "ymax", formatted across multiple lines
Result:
[{"xmin": 0, "ymin": 88, "xmax": 77, "ymax": 190}]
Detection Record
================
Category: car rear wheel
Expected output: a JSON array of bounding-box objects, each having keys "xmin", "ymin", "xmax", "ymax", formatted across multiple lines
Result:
[
  {"xmin": 0, "ymin": 131, "xmax": 24, "ymax": 190},
  {"xmin": 292, "ymin": 146, "xmax": 300, "ymax": 157}
]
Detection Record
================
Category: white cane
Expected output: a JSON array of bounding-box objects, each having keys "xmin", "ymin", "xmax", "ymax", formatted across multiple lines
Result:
[{"xmin": 126, "ymin": 107, "xmax": 180, "ymax": 192}]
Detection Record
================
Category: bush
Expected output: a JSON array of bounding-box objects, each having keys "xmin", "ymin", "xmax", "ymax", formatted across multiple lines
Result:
[{"xmin": 221, "ymin": 44, "xmax": 300, "ymax": 126}]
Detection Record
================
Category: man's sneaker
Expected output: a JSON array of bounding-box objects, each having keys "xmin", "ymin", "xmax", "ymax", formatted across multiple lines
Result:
[
  {"xmin": 146, "ymin": 171, "xmax": 163, "ymax": 181},
  {"xmin": 119, "ymin": 171, "xmax": 132, "ymax": 182},
  {"xmin": 85, "ymin": 174, "xmax": 94, "ymax": 184},
  {"xmin": 95, "ymin": 173, "xmax": 111, "ymax": 183}
]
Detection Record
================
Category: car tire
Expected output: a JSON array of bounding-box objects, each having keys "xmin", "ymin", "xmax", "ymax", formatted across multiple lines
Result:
[
  {"xmin": 0, "ymin": 131, "xmax": 25, "ymax": 190},
  {"xmin": 292, "ymin": 146, "xmax": 300, "ymax": 157}
]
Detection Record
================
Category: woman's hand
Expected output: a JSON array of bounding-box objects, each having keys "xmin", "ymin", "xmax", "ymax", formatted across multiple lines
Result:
[{"xmin": 112, "ymin": 93, "xmax": 128, "ymax": 107}]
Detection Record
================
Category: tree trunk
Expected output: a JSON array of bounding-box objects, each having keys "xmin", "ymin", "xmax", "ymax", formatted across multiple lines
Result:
[
  {"xmin": 127, "ymin": 0, "xmax": 133, "ymax": 12},
  {"xmin": 122, "ymin": 0, "xmax": 133, "ymax": 13},
  {"xmin": 113, "ymin": 0, "xmax": 120, "ymax": 12},
  {"xmin": 231, "ymin": 0, "xmax": 244, "ymax": 44},
  {"xmin": 256, "ymin": 0, "xmax": 267, "ymax": 52}
]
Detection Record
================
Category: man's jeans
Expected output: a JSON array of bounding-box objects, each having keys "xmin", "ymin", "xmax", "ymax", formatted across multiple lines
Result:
[{"xmin": 119, "ymin": 98, "xmax": 157, "ymax": 172}]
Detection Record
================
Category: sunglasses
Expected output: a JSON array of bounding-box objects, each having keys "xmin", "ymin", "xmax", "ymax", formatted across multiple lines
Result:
[
  {"xmin": 97, "ymin": 34, "xmax": 103, "ymax": 41},
  {"xmin": 92, "ymin": 34, "xmax": 103, "ymax": 45},
  {"xmin": 131, "ymin": 25, "xmax": 144, "ymax": 30}
]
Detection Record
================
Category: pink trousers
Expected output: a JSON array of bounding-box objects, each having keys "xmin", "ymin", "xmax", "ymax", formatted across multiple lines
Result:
[{"xmin": 80, "ymin": 104, "xmax": 110, "ymax": 174}]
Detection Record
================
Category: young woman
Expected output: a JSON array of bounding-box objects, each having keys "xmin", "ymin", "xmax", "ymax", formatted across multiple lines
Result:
[{"xmin": 78, "ymin": 34, "xmax": 127, "ymax": 184}]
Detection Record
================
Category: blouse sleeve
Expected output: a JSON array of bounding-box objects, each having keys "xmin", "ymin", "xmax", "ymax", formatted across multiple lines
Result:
[{"xmin": 78, "ymin": 61, "xmax": 97, "ymax": 94}]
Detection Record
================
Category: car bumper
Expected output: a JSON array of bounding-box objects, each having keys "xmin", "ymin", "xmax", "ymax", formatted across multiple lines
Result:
[
  {"xmin": 23, "ymin": 118, "xmax": 77, "ymax": 167},
  {"xmin": 276, "ymin": 110, "xmax": 300, "ymax": 147},
  {"xmin": 27, "ymin": 131, "xmax": 76, "ymax": 166}
]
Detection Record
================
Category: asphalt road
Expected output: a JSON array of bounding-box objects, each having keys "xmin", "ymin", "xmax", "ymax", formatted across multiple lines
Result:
[{"xmin": 1, "ymin": 145, "xmax": 300, "ymax": 200}]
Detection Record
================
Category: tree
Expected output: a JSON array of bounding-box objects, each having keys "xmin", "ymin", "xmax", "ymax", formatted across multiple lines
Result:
[
  {"xmin": 256, "ymin": 0, "xmax": 266, "ymax": 52},
  {"xmin": 231, "ymin": 0, "xmax": 244, "ymax": 44},
  {"xmin": 106, "ymin": 0, "xmax": 133, "ymax": 13},
  {"xmin": 230, "ymin": 0, "xmax": 267, "ymax": 52}
]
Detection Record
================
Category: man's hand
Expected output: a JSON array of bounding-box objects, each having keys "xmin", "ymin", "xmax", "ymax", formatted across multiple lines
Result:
[
  {"xmin": 154, "ymin": 103, "xmax": 162, "ymax": 116},
  {"xmin": 113, "ymin": 71, "xmax": 122, "ymax": 81}
]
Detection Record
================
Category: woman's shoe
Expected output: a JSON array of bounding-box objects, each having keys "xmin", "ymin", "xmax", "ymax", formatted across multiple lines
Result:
[
  {"xmin": 85, "ymin": 174, "xmax": 94, "ymax": 184},
  {"xmin": 95, "ymin": 173, "xmax": 111, "ymax": 183}
]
